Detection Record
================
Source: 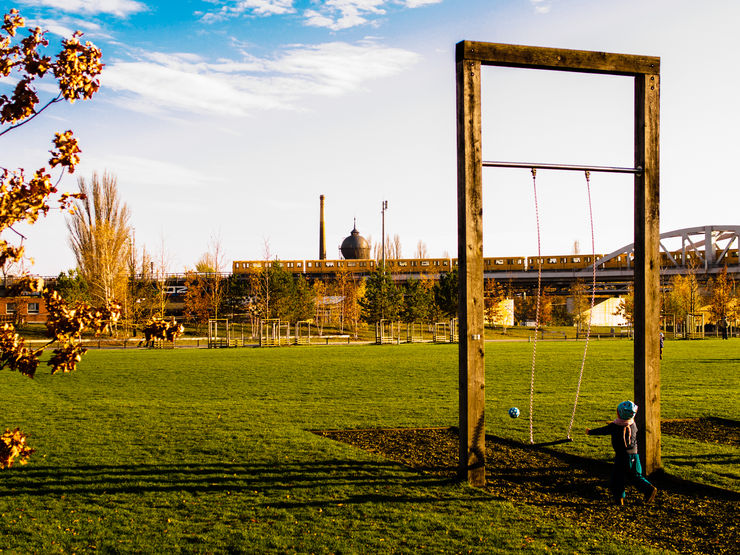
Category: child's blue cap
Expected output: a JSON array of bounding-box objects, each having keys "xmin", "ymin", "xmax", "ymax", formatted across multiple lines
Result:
[{"xmin": 617, "ymin": 400, "xmax": 638, "ymax": 420}]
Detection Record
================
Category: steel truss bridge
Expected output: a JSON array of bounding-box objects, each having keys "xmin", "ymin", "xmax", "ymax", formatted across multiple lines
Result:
[{"xmin": 486, "ymin": 225, "xmax": 740, "ymax": 295}]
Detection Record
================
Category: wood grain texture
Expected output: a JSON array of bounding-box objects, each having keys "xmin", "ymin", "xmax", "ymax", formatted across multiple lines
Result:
[
  {"xmin": 456, "ymin": 41, "xmax": 660, "ymax": 76},
  {"xmin": 634, "ymin": 72, "xmax": 662, "ymax": 474},
  {"xmin": 456, "ymin": 57, "xmax": 486, "ymax": 486}
]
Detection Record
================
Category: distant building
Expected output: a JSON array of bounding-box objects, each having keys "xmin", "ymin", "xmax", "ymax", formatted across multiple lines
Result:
[
  {"xmin": 580, "ymin": 297, "xmax": 629, "ymax": 327},
  {"xmin": 485, "ymin": 298, "xmax": 515, "ymax": 327},
  {"xmin": 0, "ymin": 295, "xmax": 48, "ymax": 324},
  {"xmin": 340, "ymin": 222, "xmax": 370, "ymax": 260}
]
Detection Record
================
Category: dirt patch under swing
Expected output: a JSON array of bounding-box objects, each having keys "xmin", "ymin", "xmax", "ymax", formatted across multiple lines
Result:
[{"xmin": 314, "ymin": 418, "xmax": 739, "ymax": 554}]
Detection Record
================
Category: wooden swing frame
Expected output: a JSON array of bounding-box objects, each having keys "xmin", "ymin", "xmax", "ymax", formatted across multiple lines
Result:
[{"xmin": 456, "ymin": 41, "xmax": 661, "ymax": 486}]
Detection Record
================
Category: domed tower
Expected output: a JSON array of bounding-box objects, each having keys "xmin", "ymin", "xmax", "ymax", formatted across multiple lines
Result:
[{"xmin": 340, "ymin": 220, "xmax": 371, "ymax": 259}]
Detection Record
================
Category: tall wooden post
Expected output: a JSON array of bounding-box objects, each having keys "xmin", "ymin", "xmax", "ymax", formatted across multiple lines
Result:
[
  {"xmin": 456, "ymin": 46, "xmax": 486, "ymax": 486},
  {"xmin": 634, "ymin": 70, "xmax": 661, "ymax": 474}
]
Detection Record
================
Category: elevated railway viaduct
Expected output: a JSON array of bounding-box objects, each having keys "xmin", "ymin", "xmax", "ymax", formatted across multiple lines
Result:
[{"xmin": 156, "ymin": 225, "xmax": 740, "ymax": 298}]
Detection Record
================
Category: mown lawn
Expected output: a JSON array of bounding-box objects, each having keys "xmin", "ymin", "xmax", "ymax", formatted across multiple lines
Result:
[{"xmin": 0, "ymin": 339, "xmax": 737, "ymax": 553}]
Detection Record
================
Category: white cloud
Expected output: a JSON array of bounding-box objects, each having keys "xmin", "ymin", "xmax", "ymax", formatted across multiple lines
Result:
[
  {"xmin": 101, "ymin": 41, "xmax": 420, "ymax": 117},
  {"xmin": 402, "ymin": 0, "xmax": 442, "ymax": 7},
  {"xmin": 78, "ymin": 154, "xmax": 212, "ymax": 190},
  {"xmin": 302, "ymin": 0, "xmax": 385, "ymax": 30},
  {"xmin": 529, "ymin": 0, "xmax": 551, "ymax": 14},
  {"xmin": 18, "ymin": 0, "xmax": 147, "ymax": 17},
  {"xmin": 27, "ymin": 16, "xmax": 111, "ymax": 39},
  {"xmin": 201, "ymin": 0, "xmax": 440, "ymax": 29},
  {"xmin": 303, "ymin": 9, "xmax": 338, "ymax": 29},
  {"xmin": 200, "ymin": 0, "xmax": 295, "ymax": 22},
  {"xmin": 235, "ymin": 0, "xmax": 295, "ymax": 15}
]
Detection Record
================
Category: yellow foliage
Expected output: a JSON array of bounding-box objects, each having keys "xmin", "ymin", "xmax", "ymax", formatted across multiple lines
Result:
[
  {"xmin": 0, "ymin": 10, "xmax": 107, "ymax": 378},
  {"xmin": 0, "ymin": 427, "xmax": 35, "ymax": 469}
]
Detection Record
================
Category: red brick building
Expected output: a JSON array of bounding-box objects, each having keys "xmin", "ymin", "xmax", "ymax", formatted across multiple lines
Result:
[{"xmin": 0, "ymin": 295, "xmax": 48, "ymax": 324}]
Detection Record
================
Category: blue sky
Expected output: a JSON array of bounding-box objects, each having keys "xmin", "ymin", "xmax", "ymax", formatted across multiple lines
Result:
[{"xmin": 4, "ymin": 0, "xmax": 740, "ymax": 275}]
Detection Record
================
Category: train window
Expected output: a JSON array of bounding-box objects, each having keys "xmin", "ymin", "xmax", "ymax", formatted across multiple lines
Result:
[
  {"xmin": 287, "ymin": 263, "xmax": 293, "ymax": 268},
  {"xmin": 325, "ymin": 262, "xmax": 334, "ymax": 267},
  {"xmin": 411, "ymin": 261, "xmax": 417, "ymax": 266},
  {"xmin": 421, "ymin": 261, "xmax": 430, "ymax": 266},
  {"xmin": 572, "ymin": 257, "xmax": 581, "ymax": 263},
  {"xmin": 348, "ymin": 262, "xmax": 356, "ymax": 267},
  {"xmin": 399, "ymin": 261, "xmax": 407, "ymax": 267},
  {"xmin": 297, "ymin": 262, "xmax": 302, "ymax": 268},
  {"xmin": 495, "ymin": 259, "xmax": 504, "ymax": 265},
  {"xmin": 443, "ymin": 261, "xmax": 449, "ymax": 266},
  {"xmin": 548, "ymin": 258, "xmax": 558, "ymax": 264},
  {"xmin": 307, "ymin": 262, "xmax": 313, "ymax": 268}
]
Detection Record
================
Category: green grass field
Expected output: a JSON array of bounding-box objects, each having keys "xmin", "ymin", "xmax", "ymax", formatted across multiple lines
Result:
[{"xmin": 0, "ymin": 339, "xmax": 737, "ymax": 553}]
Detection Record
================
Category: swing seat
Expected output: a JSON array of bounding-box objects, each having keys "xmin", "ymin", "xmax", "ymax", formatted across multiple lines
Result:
[{"xmin": 528, "ymin": 438, "xmax": 573, "ymax": 448}]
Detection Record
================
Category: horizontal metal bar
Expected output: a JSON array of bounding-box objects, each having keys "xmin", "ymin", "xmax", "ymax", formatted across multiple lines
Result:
[{"xmin": 482, "ymin": 160, "xmax": 642, "ymax": 174}]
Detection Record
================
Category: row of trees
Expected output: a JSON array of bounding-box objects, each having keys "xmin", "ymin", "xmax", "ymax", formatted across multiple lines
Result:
[
  {"xmin": 615, "ymin": 266, "xmax": 739, "ymax": 327},
  {"xmin": 185, "ymin": 266, "xmax": 510, "ymax": 338},
  {"xmin": 54, "ymin": 232, "xmax": 740, "ymax": 337}
]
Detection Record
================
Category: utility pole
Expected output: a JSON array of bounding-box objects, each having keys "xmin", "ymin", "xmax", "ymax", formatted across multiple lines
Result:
[
  {"xmin": 381, "ymin": 200, "xmax": 388, "ymax": 269},
  {"xmin": 381, "ymin": 200, "xmax": 388, "ymax": 321}
]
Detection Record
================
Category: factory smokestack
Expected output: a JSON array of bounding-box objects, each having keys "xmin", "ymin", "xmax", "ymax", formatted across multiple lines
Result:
[{"xmin": 319, "ymin": 195, "xmax": 326, "ymax": 260}]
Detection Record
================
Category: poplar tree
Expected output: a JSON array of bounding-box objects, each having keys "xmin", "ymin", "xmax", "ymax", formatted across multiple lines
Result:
[{"xmin": 67, "ymin": 171, "xmax": 131, "ymax": 305}]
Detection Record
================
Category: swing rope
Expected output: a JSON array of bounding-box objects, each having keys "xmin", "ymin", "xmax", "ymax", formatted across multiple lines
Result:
[
  {"xmin": 528, "ymin": 168, "xmax": 541, "ymax": 444},
  {"xmin": 528, "ymin": 169, "xmax": 597, "ymax": 445},
  {"xmin": 566, "ymin": 171, "xmax": 597, "ymax": 439}
]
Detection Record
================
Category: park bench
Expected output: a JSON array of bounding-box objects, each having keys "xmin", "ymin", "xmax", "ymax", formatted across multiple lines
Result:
[{"xmin": 318, "ymin": 334, "xmax": 351, "ymax": 345}]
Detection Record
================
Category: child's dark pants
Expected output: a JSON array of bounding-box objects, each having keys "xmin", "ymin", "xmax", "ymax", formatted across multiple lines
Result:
[{"xmin": 610, "ymin": 453, "xmax": 654, "ymax": 501}]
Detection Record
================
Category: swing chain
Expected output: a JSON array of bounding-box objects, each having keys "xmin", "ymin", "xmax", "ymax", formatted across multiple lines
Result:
[
  {"xmin": 529, "ymin": 167, "xmax": 541, "ymax": 444},
  {"xmin": 566, "ymin": 170, "xmax": 597, "ymax": 439}
]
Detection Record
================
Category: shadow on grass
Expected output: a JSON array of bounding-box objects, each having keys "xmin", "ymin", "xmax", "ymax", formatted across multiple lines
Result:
[
  {"xmin": 0, "ymin": 459, "xmax": 463, "ymax": 505},
  {"xmin": 662, "ymin": 454, "xmax": 740, "ymax": 466}
]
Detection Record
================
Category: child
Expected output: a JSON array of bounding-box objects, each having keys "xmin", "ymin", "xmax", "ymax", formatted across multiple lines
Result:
[{"xmin": 586, "ymin": 400, "xmax": 658, "ymax": 505}]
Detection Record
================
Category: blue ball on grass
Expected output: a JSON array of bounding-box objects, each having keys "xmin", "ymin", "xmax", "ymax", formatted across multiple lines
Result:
[{"xmin": 508, "ymin": 407, "xmax": 520, "ymax": 419}]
